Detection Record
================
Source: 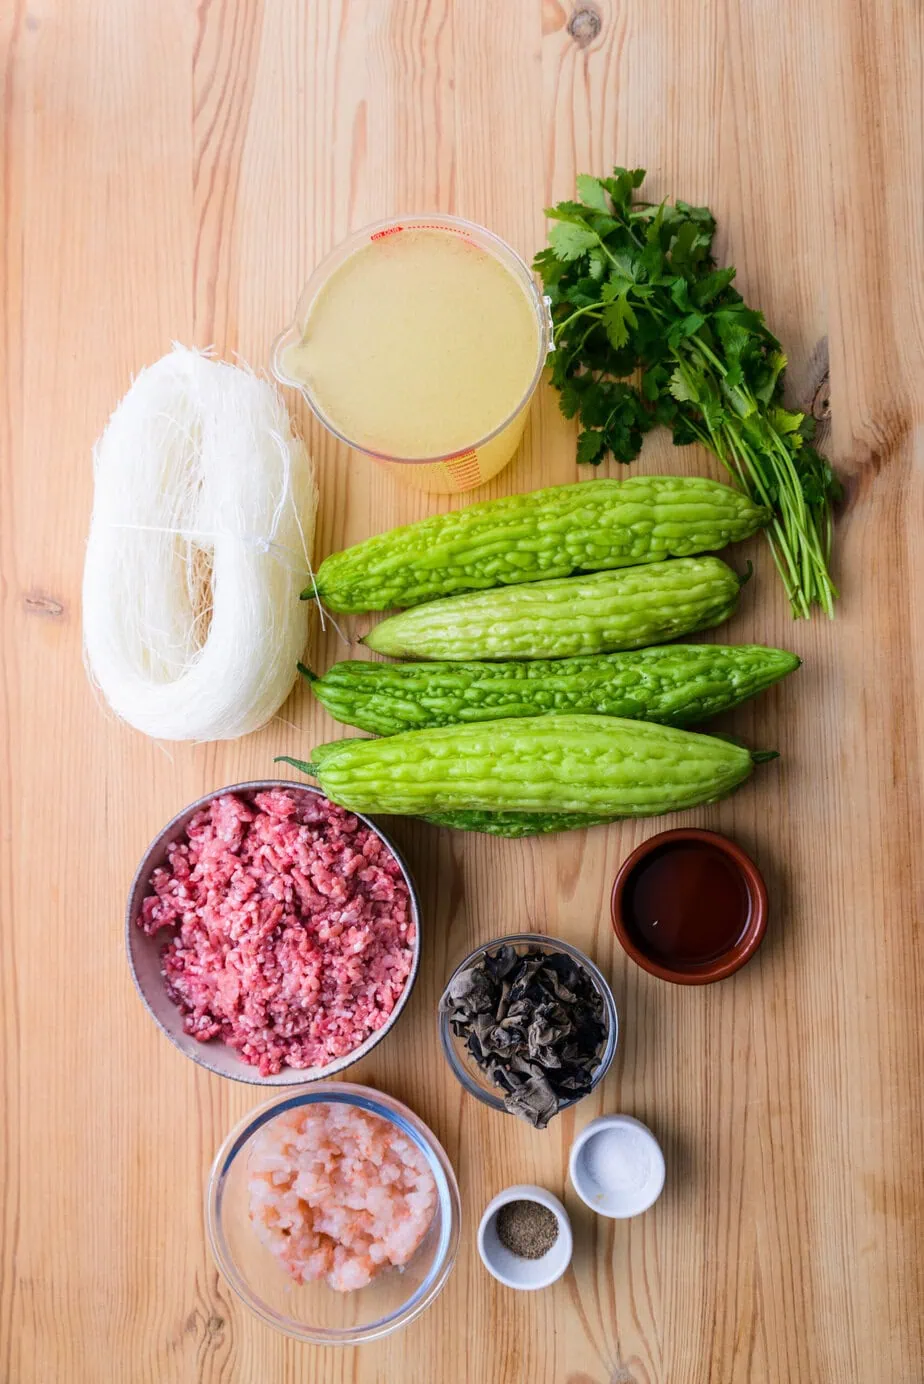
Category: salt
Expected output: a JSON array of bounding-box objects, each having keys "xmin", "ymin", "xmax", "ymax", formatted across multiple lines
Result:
[{"xmin": 583, "ymin": 1125, "xmax": 653, "ymax": 1197}]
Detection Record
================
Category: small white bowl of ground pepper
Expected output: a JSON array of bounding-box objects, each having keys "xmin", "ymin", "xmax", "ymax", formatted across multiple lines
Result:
[{"xmin": 477, "ymin": 1185, "xmax": 572, "ymax": 1290}]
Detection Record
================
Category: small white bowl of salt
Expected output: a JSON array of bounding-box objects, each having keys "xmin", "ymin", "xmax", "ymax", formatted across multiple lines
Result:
[{"xmin": 569, "ymin": 1114, "xmax": 665, "ymax": 1218}]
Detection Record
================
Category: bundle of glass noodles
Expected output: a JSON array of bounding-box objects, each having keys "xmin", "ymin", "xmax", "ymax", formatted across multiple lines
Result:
[{"xmin": 82, "ymin": 346, "xmax": 317, "ymax": 741}]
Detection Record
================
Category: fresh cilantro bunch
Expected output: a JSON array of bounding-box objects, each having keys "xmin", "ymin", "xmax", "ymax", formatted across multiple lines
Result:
[{"xmin": 534, "ymin": 168, "xmax": 841, "ymax": 618}]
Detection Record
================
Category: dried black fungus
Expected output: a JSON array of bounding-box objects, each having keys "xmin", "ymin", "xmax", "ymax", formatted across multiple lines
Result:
[{"xmin": 445, "ymin": 944, "xmax": 607, "ymax": 1127}]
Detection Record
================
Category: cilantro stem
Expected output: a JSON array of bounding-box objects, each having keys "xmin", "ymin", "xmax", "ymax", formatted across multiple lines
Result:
[
  {"xmin": 555, "ymin": 303, "xmax": 609, "ymax": 335},
  {"xmin": 680, "ymin": 412, "xmax": 807, "ymax": 614}
]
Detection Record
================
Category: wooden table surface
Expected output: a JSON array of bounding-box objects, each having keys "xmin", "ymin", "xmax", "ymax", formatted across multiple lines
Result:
[{"xmin": 3, "ymin": 2, "xmax": 923, "ymax": 1381}]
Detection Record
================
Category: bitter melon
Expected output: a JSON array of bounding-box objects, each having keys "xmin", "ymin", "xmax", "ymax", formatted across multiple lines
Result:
[
  {"xmin": 303, "ymin": 644, "xmax": 799, "ymax": 734},
  {"xmin": 421, "ymin": 808, "xmax": 620, "ymax": 837},
  {"xmin": 312, "ymin": 475, "xmax": 768, "ymax": 612},
  {"xmin": 279, "ymin": 714, "xmax": 762, "ymax": 818},
  {"xmin": 363, "ymin": 557, "xmax": 741, "ymax": 660}
]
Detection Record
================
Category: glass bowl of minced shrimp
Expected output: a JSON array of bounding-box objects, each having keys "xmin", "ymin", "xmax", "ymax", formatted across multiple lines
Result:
[{"xmin": 206, "ymin": 1082, "xmax": 461, "ymax": 1343}]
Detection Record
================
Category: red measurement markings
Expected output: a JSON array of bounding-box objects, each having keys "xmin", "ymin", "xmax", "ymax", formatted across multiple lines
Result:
[
  {"xmin": 369, "ymin": 223, "xmax": 475, "ymax": 246},
  {"xmin": 445, "ymin": 451, "xmax": 482, "ymax": 488}
]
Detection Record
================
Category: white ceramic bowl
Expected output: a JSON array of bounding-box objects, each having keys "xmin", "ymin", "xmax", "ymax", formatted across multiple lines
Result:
[
  {"xmin": 125, "ymin": 781, "xmax": 421, "ymax": 1085},
  {"xmin": 477, "ymin": 1184, "xmax": 573, "ymax": 1290},
  {"xmin": 569, "ymin": 1114, "xmax": 666, "ymax": 1218}
]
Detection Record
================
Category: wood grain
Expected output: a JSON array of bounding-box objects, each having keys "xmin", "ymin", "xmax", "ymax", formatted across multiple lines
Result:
[{"xmin": 2, "ymin": 1, "xmax": 923, "ymax": 1380}]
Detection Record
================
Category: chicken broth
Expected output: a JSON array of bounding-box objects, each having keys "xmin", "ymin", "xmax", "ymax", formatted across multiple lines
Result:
[{"xmin": 281, "ymin": 226, "xmax": 541, "ymax": 460}]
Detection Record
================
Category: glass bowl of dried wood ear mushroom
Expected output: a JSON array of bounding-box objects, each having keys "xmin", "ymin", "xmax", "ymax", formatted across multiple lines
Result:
[{"xmin": 437, "ymin": 934, "xmax": 618, "ymax": 1128}]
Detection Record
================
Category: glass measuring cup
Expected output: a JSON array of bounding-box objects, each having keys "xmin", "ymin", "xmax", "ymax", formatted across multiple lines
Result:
[{"xmin": 271, "ymin": 215, "xmax": 552, "ymax": 494}]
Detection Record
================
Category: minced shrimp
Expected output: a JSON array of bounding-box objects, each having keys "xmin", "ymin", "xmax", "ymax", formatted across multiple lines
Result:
[{"xmin": 248, "ymin": 1102, "xmax": 437, "ymax": 1293}]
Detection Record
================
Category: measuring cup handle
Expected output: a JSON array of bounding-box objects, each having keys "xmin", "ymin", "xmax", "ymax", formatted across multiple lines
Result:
[{"xmin": 542, "ymin": 294, "xmax": 556, "ymax": 354}]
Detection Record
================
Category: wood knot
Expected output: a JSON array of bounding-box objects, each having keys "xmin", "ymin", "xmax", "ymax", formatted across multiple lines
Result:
[
  {"xmin": 23, "ymin": 591, "xmax": 65, "ymax": 618},
  {"xmin": 802, "ymin": 336, "xmax": 831, "ymax": 423},
  {"xmin": 810, "ymin": 369, "xmax": 831, "ymax": 422},
  {"xmin": 567, "ymin": 5, "xmax": 602, "ymax": 47}
]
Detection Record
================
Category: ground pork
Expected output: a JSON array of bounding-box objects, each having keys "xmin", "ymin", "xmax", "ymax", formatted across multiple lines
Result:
[{"xmin": 139, "ymin": 789, "xmax": 415, "ymax": 1075}]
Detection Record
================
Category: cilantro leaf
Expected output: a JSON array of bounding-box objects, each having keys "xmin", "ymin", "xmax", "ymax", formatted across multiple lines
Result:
[
  {"xmin": 677, "ymin": 311, "xmax": 707, "ymax": 341},
  {"xmin": 601, "ymin": 275, "xmax": 635, "ymax": 302},
  {"xmin": 770, "ymin": 406, "xmax": 804, "ymax": 436},
  {"xmin": 641, "ymin": 364, "xmax": 669, "ymax": 401},
  {"xmin": 548, "ymin": 222, "xmax": 599, "ymax": 261},
  {"xmin": 603, "ymin": 298, "xmax": 638, "ymax": 349},
  {"xmin": 544, "ymin": 201, "xmax": 597, "ymax": 224},
  {"xmin": 576, "ymin": 174, "xmax": 611, "ymax": 213},
  {"xmin": 610, "ymin": 249, "xmax": 644, "ymax": 281},
  {"xmin": 576, "ymin": 428, "xmax": 607, "ymax": 464},
  {"xmin": 558, "ymin": 380, "xmax": 584, "ymax": 419},
  {"xmin": 692, "ymin": 266, "xmax": 736, "ymax": 306},
  {"xmin": 670, "ymin": 277, "xmax": 692, "ymax": 310},
  {"xmin": 602, "ymin": 167, "xmax": 646, "ymax": 210},
  {"xmin": 668, "ymin": 367, "xmax": 696, "ymax": 402},
  {"xmin": 564, "ymin": 279, "xmax": 603, "ymax": 307}
]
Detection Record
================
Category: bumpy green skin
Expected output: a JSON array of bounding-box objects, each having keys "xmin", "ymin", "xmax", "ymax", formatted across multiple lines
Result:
[
  {"xmin": 364, "ymin": 557, "xmax": 740, "ymax": 661},
  {"xmin": 312, "ymin": 476, "xmax": 769, "ymax": 613},
  {"xmin": 297, "ymin": 714, "xmax": 757, "ymax": 817},
  {"xmin": 277, "ymin": 752, "xmax": 615, "ymax": 835},
  {"xmin": 306, "ymin": 645, "xmax": 800, "ymax": 735},
  {"xmin": 421, "ymin": 808, "xmax": 620, "ymax": 837}
]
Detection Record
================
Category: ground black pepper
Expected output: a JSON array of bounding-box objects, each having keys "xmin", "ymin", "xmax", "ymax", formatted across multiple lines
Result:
[{"xmin": 495, "ymin": 1199, "xmax": 559, "ymax": 1259}]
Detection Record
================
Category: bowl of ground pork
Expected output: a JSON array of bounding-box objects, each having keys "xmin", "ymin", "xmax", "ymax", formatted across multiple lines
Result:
[{"xmin": 126, "ymin": 781, "xmax": 421, "ymax": 1085}]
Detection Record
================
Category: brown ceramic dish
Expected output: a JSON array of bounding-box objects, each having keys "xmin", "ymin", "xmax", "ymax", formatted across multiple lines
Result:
[{"xmin": 610, "ymin": 828, "xmax": 768, "ymax": 985}]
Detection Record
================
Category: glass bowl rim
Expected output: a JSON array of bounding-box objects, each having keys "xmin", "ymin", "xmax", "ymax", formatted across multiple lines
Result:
[
  {"xmin": 437, "ymin": 931, "xmax": 619, "ymax": 1118},
  {"xmin": 205, "ymin": 1081, "xmax": 461, "ymax": 1344}
]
